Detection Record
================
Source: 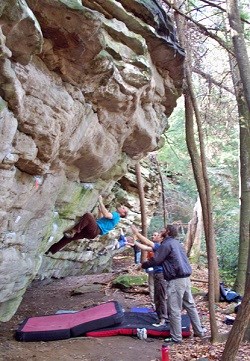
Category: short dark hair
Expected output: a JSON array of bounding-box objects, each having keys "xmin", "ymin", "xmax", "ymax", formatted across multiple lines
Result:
[{"xmin": 166, "ymin": 224, "xmax": 178, "ymax": 238}]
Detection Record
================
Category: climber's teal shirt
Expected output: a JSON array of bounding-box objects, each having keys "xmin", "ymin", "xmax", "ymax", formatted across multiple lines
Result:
[{"xmin": 97, "ymin": 211, "xmax": 120, "ymax": 235}]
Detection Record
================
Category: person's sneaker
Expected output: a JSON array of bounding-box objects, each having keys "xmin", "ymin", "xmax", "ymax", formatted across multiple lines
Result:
[
  {"xmin": 137, "ymin": 328, "xmax": 147, "ymax": 340},
  {"xmin": 152, "ymin": 322, "xmax": 164, "ymax": 327},
  {"xmin": 151, "ymin": 302, "xmax": 156, "ymax": 311},
  {"xmin": 152, "ymin": 318, "xmax": 168, "ymax": 327},
  {"xmin": 98, "ymin": 249, "xmax": 107, "ymax": 256},
  {"xmin": 64, "ymin": 229, "xmax": 76, "ymax": 238},
  {"xmin": 194, "ymin": 327, "xmax": 207, "ymax": 338},
  {"xmin": 164, "ymin": 337, "xmax": 182, "ymax": 345}
]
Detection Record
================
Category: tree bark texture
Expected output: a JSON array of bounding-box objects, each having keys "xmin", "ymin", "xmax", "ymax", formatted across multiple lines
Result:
[
  {"xmin": 235, "ymin": 91, "xmax": 250, "ymax": 294},
  {"xmin": 155, "ymin": 156, "xmax": 167, "ymax": 227},
  {"xmin": 225, "ymin": 8, "xmax": 250, "ymax": 295},
  {"xmin": 185, "ymin": 67, "xmax": 220, "ymax": 305},
  {"xmin": 185, "ymin": 94, "xmax": 219, "ymax": 342},
  {"xmin": 135, "ymin": 162, "xmax": 147, "ymax": 262},
  {"xmin": 173, "ymin": 1, "xmax": 220, "ymax": 343},
  {"xmin": 174, "ymin": 0, "xmax": 220, "ymax": 304},
  {"xmin": 226, "ymin": 0, "xmax": 250, "ymax": 111},
  {"xmin": 221, "ymin": 245, "xmax": 250, "ymax": 359},
  {"xmin": 185, "ymin": 197, "xmax": 203, "ymax": 262}
]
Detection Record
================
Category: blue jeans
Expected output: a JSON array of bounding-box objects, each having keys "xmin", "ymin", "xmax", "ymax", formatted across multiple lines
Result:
[{"xmin": 134, "ymin": 250, "xmax": 141, "ymax": 264}]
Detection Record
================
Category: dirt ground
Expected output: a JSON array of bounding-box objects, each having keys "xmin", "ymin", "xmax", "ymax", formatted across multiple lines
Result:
[{"xmin": 0, "ymin": 254, "xmax": 248, "ymax": 361}]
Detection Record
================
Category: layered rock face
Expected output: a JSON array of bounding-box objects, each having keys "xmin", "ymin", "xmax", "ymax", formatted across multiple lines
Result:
[{"xmin": 0, "ymin": 0, "xmax": 184, "ymax": 321}]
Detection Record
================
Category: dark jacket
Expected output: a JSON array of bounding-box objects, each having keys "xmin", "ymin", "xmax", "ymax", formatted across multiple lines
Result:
[{"xmin": 142, "ymin": 236, "xmax": 192, "ymax": 281}]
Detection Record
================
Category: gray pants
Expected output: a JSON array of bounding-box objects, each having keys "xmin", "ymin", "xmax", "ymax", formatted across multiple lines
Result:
[
  {"xmin": 148, "ymin": 272, "xmax": 154, "ymax": 303},
  {"xmin": 154, "ymin": 272, "xmax": 168, "ymax": 322},
  {"xmin": 166, "ymin": 277, "xmax": 204, "ymax": 342}
]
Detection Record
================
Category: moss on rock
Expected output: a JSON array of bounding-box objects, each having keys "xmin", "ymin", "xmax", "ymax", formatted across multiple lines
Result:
[{"xmin": 112, "ymin": 273, "xmax": 147, "ymax": 289}]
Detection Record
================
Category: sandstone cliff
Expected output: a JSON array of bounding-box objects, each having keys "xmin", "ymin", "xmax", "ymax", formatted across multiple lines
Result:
[{"xmin": 0, "ymin": 0, "xmax": 184, "ymax": 321}]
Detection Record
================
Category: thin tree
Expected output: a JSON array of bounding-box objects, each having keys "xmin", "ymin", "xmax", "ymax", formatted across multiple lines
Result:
[
  {"xmin": 227, "ymin": 52, "xmax": 250, "ymax": 294},
  {"xmin": 153, "ymin": 155, "xmax": 167, "ymax": 227},
  {"xmin": 221, "ymin": 1, "xmax": 250, "ymax": 356},
  {"xmin": 173, "ymin": 0, "xmax": 221, "ymax": 341},
  {"xmin": 226, "ymin": 0, "xmax": 250, "ymax": 111},
  {"xmin": 185, "ymin": 197, "xmax": 203, "ymax": 261},
  {"xmin": 221, "ymin": 241, "xmax": 250, "ymax": 359},
  {"xmin": 184, "ymin": 93, "xmax": 219, "ymax": 342},
  {"xmin": 135, "ymin": 162, "xmax": 148, "ymax": 262},
  {"xmin": 226, "ymin": 0, "xmax": 250, "ymax": 294}
]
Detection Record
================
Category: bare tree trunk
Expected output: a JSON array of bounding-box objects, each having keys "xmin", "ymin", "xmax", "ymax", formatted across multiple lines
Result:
[
  {"xmin": 221, "ymin": 236, "xmax": 250, "ymax": 359},
  {"xmin": 226, "ymin": 0, "xmax": 250, "ymax": 295},
  {"xmin": 174, "ymin": 1, "xmax": 220, "ymax": 307},
  {"xmin": 135, "ymin": 162, "xmax": 147, "ymax": 262},
  {"xmin": 185, "ymin": 94, "xmax": 219, "ymax": 342},
  {"xmin": 173, "ymin": 0, "xmax": 220, "ymax": 342},
  {"xmin": 185, "ymin": 197, "xmax": 203, "ymax": 262},
  {"xmin": 221, "ymin": 296, "xmax": 250, "ymax": 360},
  {"xmin": 186, "ymin": 70, "xmax": 220, "ymax": 298},
  {"xmin": 221, "ymin": 2, "xmax": 250, "ymax": 356},
  {"xmin": 226, "ymin": 0, "xmax": 250, "ymax": 111},
  {"xmin": 230, "ymin": 58, "xmax": 250, "ymax": 294},
  {"xmin": 154, "ymin": 156, "xmax": 167, "ymax": 227}
]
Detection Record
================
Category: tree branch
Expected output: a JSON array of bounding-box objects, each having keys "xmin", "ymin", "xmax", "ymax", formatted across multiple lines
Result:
[
  {"xmin": 200, "ymin": 0, "xmax": 250, "ymax": 25},
  {"xmin": 163, "ymin": 0, "xmax": 235, "ymax": 55},
  {"xmin": 193, "ymin": 67, "xmax": 235, "ymax": 94}
]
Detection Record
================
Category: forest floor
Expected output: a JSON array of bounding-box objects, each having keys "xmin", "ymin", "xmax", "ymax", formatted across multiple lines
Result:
[{"xmin": 0, "ymin": 253, "xmax": 249, "ymax": 361}]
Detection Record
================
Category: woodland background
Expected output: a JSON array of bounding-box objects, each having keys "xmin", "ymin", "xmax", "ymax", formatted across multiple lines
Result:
[{"xmin": 144, "ymin": 1, "xmax": 250, "ymax": 360}]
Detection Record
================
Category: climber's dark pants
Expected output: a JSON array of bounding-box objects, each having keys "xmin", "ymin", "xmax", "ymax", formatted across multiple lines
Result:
[{"xmin": 47, "ymin": 213, "xmax": 100, "ymax": 254}]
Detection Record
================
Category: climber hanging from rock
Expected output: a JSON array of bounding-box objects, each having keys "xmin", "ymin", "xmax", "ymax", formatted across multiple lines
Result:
[{"xmin": 46, "ymin": 195, "xmax": 128, "ymax": 254}]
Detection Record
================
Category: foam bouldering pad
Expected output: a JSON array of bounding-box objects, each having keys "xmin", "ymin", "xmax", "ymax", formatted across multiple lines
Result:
[
  {"xmin": 15, "ymin": 301, "xmax": 124, "ymax": 342},
  {"xmin": 86, "ymin": 312, "xmax": 191, "ymax": 338},
  {"xmin": 130, "ymin": 307, "xmax": 154, "ymax": 313}
]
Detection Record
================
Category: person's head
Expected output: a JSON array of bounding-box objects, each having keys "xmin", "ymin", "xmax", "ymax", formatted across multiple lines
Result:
[
  {"xmin": 117, "ymin": 205, "xmax": 128, "ymax": 218},
  {"xmin": 161, "ymin": 224, "xmax": 178, "ymax": 239},
  {"xmin": 151, "ymin": 231, "xmax": 163, "ymax": 243}
]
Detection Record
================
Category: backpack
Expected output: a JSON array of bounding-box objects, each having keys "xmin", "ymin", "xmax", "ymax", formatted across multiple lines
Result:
[{"xmin": 220, "ymin": 282, "xmax": 242, "ymax": 303}]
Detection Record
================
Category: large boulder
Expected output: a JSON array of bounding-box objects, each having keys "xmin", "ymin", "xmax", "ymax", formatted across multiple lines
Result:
[{"xmin": 0, "ymin": 0, "xmax": 184, "ymax": 321}]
